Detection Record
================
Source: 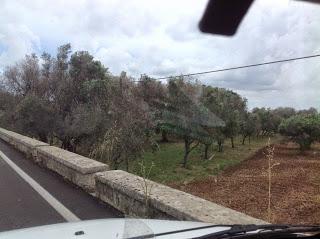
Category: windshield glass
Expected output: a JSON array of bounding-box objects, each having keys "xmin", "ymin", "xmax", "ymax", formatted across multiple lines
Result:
[{"xmin": 0, "ymin": 0, "xmax": 319, "ymax": 236}]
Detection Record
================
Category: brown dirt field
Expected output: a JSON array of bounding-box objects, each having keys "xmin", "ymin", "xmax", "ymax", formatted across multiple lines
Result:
[{"xmin": 169, "ymin": 142, "xmax": 320, "ymax": 224}]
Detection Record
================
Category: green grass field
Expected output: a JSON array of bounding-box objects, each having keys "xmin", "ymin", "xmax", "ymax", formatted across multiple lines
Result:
[{"xmin": 125, "ymin": 135, "xmax": 282, "ymax": 184}]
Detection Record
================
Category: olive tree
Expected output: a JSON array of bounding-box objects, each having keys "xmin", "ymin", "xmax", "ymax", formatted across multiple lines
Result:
[
  {"xmin": 201, "ymin": 86, "xmax": 247, "ymax": 149},
  {"xmin": 0, "ymin": 89, "xmax": 18, "ymax": 129},
  {"xmin": 240, "ymin": 112, "xmax": 260, "ymax": 145},
  {"xmin": 158, "ymin": 78, "xmax": 223, "ymax": 167},
  {"xmin": 279, "ymin": 114, "xmax": 320, "ymax": 151},
  {"xmin": 91, "ymin": 74, "xmax": 156, "ymax": 170},
  {"xmin": 134, "ymin": 75, "xmax": 168, "ymax": 142},
  {"xmin": 252, "ymin": 107, "xmax": 280, "ymax": 136},
  {"xmin": 14, "ymin": 94, "xmax": 56, "ymax": 142}
]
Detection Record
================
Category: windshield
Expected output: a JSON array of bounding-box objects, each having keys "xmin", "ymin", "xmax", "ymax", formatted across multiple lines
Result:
[{"xmin": 0, "ymin": 0, "xmax": 319, "ymax": 237}]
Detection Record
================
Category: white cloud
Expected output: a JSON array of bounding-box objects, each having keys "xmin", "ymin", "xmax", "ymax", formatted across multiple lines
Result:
[
  {"xmin": 0, "ymin": 0, "xmax": 319, "ymax": 109},
  {"xmin": 0, "ymin": 24, "xmax": 40, "ymax": 68}
]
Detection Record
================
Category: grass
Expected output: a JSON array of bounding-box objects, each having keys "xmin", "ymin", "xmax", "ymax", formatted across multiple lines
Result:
[{"xmin": 124, "ymin": 135, "xmax": 282, "ymax": 185}]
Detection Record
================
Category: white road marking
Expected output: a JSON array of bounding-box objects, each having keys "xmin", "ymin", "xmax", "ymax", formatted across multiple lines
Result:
[{"xmin": 0, "ymin": 150, "xmax": 80, "ymax": 222}]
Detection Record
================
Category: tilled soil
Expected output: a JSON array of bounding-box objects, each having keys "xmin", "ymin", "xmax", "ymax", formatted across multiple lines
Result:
[{"xmin": 170, "ymin": 142, "xmax": 320, "ymax": 224}]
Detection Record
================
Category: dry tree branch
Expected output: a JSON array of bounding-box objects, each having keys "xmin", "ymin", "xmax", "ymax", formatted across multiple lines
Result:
[{"xmin": 264, "ymin": 137, "xmax": 280, "ymax": 222}]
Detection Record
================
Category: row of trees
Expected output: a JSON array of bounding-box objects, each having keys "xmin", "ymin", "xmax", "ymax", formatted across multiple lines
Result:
[{"xmin": 0, "ymin": 44, "xmax": 318, "ymax": 169}]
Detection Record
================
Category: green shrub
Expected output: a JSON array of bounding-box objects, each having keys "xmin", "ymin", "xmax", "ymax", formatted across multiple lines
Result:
[{"xmin": 279, "ymin": 114, "xmax": 320, "ymax": 150}]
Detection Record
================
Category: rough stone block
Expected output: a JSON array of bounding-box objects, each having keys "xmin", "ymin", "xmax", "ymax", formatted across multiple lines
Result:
[
  {"xmin": 95, "ymin": 170, "xmax": 266, "ymax": 225},
  {"xmin": 0, "ymin": 128, "xmax": 48, "ymax": 160},
  {"xmin": 37, "ymin": 146, "xmax": 109, "ymax": 191}
]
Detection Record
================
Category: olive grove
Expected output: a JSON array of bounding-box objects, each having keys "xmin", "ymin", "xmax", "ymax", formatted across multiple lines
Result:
[{"xmin": 0, "ymin": 44, "xmax": 318, "ymax": 169}]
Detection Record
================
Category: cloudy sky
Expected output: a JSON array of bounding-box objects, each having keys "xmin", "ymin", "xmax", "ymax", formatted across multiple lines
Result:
[{"xmin": 0, "ymin": 0, "xmax": 319, "ymax": 109}]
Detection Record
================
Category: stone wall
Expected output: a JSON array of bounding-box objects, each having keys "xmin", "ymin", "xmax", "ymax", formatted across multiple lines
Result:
[
  {"xmin": 0, "ymin": 128, "xmax": 108, "ymax": 192},
  {"xmin": 37, "ymin": 146, "xmax": 108, "ymax": 192},
  {"xmin": 95, "ymin": 170, "xmax": 266, "ymax": 225},
  {"xmin": 0, "ymin": 127, "xmax": 266, "ymax": 224},
  {"xmin": 0, "ymin": 128, "xmax": 48, "ymax": 160}
]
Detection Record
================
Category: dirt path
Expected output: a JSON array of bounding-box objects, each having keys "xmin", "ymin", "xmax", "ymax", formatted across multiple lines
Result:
[{"xmin": 170, "ymin": 142, "xmax": 320, "ymax": 224}]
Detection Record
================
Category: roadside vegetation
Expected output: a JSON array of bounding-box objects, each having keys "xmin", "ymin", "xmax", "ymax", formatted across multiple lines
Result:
[
  {"xmin": 0, "ymin": 43, "xmax": 319, "ymax": 184},
  {"xmin": 279, "ymin": 114, "xmax": 320, "ymax": 151}
]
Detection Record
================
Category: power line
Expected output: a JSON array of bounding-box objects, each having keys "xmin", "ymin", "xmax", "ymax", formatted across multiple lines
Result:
[{"xmin": 151, "ymin": 53, "xmax": 320, "ymax": 80}]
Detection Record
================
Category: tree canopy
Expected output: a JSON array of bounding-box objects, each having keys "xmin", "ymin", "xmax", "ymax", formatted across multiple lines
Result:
[
  {"xmin": 279, "ymin": 114, "xmax": 320, "ymax": 151},
  {"xmin": 0, "ymin": 43, "xmax": 318, "ymax": 171}
]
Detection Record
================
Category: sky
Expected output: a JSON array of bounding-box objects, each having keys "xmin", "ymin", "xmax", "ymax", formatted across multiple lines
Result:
[{"xmin": 0, "ymin": 0, "xmax": 319, "ymax": 109}]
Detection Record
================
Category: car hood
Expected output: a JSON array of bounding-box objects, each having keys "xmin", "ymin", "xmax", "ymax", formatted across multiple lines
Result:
[{"xmin": 0, "ymin": 218, "xmax": 231, "ymax": 239}]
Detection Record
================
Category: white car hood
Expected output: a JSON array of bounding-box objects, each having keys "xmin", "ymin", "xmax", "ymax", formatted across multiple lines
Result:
[{"xmin": 0, "ymin": 219, "xmax": 231, "ymax": 239}]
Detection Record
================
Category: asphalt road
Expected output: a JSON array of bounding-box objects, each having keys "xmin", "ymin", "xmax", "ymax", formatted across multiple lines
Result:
[{"xmin": 0, "ymin": 139, "xmax": 123, "ymax": 232}]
